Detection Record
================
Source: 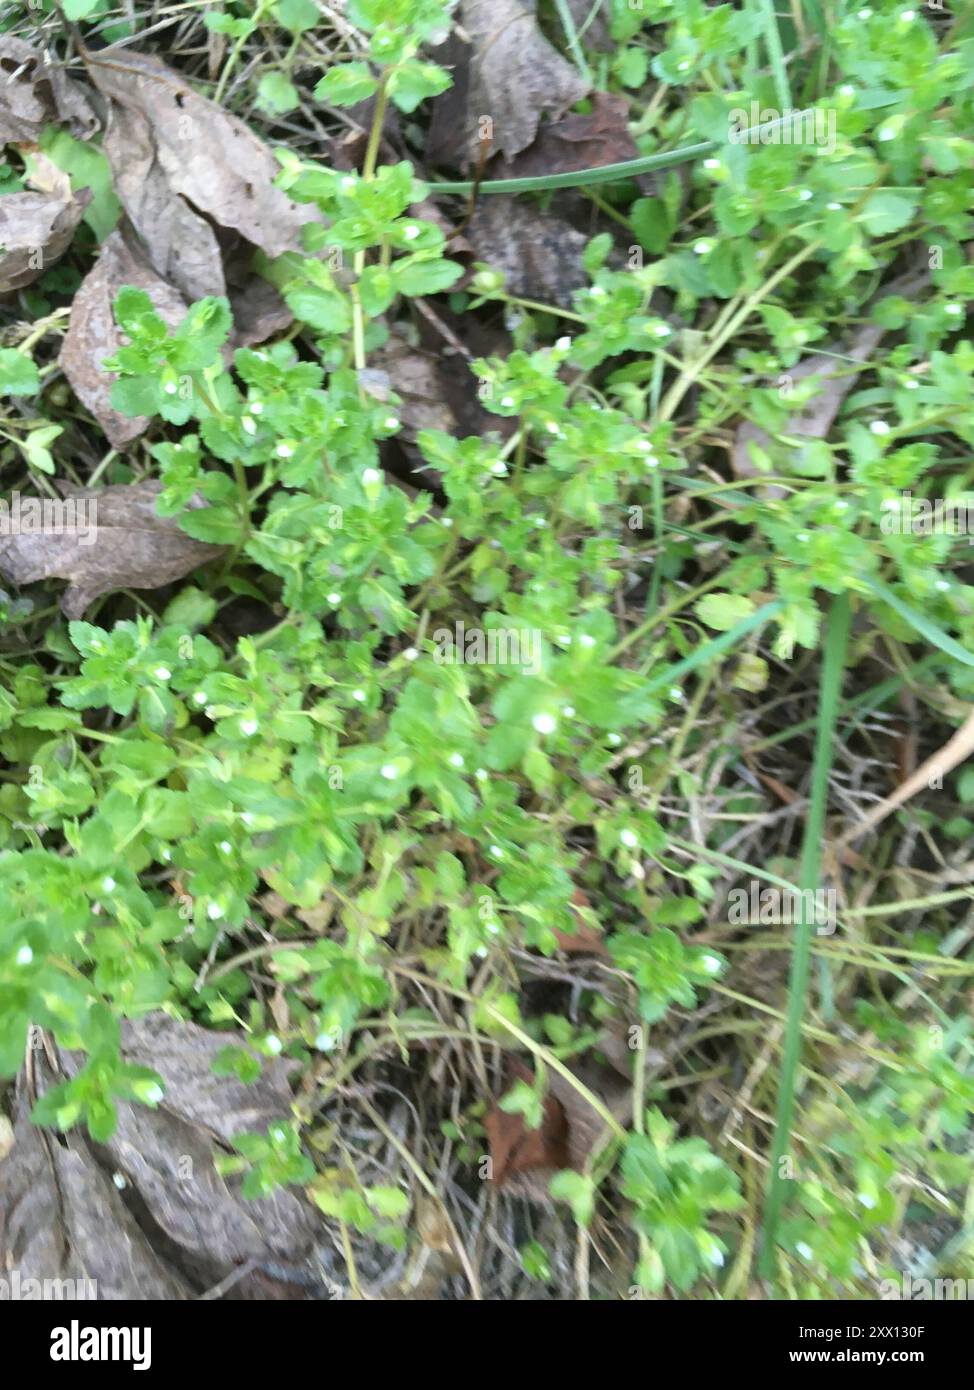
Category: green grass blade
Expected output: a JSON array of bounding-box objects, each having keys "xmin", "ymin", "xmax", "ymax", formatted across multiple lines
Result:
[
  {"xmin": 427, "ymin": 114, "xmax": 815, "ymax": 197},
  {"xmin": 863, "ymin": 575, "xmax": 974, "ymax": 670},
  {"xmin": 758, "ymin": 592, "xmax": 851, "ymax": 1280},
  {"xmin": 642, "ymin": 598, "xmax": 785, "ymax": 695},
  {"xmin": 756, "ymin": 0, "xmax": 792, "ymax": 110}
]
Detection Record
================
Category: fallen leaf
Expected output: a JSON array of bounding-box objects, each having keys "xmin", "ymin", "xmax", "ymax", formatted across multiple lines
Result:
[
  {"xmin": 0, "ymin": 479, "xmax": 226, "ymax": 618},
  {"xmin": 0, "ymin": 36, "xmax": 97, "ymax": 145},
  {"xmin": 0, "ymin": 1015, "xmax": 324, "ymax": 1298},
  {"xmin": 733, "ymin": 268, "xmax": 929, "ymax": 483},
  {"xmin": 0, "ymin": 1081, "xmax": 191, "ymax": 1300},
  {"xmin": 460, "ymin": 0, "xmax": 590, "ymax": 161},
  {"xmin": 81, "ymin": 46, "xmax": 319, "ymax": 300},
  {"xmin": 363, "ymin": 325, "xmax": 459, "ymax": 439},
  {"xmin": 485, "ymin": 1057, "xmax": 630, "ymax": 1202},
  {"xmin": 552, "ymin": 886, "xmax": 610, "ymax": 956},
  {"xmin": 485, "ymin": 1061, "xmax": 570, "ymax": 1188},
  {"xmin": 0, "ymin": 153, "xmax": 92, "ymax": 295},
  {"xmin": 493, "ymin": 92, "xmax": 638, "ymax": 181},
  {"xmin": 59, "ymin": 226, "xmax": 189, "ymax": 446},
  {"xmin": 467, "ymin": 195, "xmax": 589, "ymax": 306}
]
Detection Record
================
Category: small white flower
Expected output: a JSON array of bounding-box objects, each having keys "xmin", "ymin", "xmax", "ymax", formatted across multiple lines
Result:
[
  {"xmin": 935, "ymin": 579, "xmax": 951, "ymax": 592},
  {"xmin": 249, "ymin": 400, "xmax": 263, "ymax": 415},
  {"xmin": 555, "ymin": 336, "xmax": 571, "ymax": 351},
  {"xmin": 113, "ymin": 1172, "xmax": 127, "ymax": 1190},
  {"xmin": 797, "ymin": 532, "xmax": 810, "ymax": 542},
  {"xmin": 476, "ymin": 768, "xmax": 488, "ymax": 781},
  {"xmin": 264, "ymin": 1034, "xmax": 283, "ymax": 1055},
  {"xmin": 607, "ymin": 733, "xmax": 622, "ymax": 746},
  {"xmin": 16, "ymin": 945, "xmax": 32, "ymax": 966},
  {"xmin": 652, "ymin": 323, "xmax": 671, "ymax": 337},
  {"xmin": 500, "ymin": 395, "xmax": 515, "ymax": 408},
  {"xmin": 240, "ymin": 717, "xmax": 259, "ymax": 737},
  {"xmin": 403, "ymin": 646, "xmax": 418, "ymax": 661},
  {"xmin": 590, "ymin": 286, "xmax": 607, "ymax": 299},
  {"xmin": 555, "ymin": 633, "xmax": 572, "ymax": 647},
  {"xmin": 383, "ymin": 416, "xmax": 399, "ymax": 431},
  {"xmin": 448, "ymin": 752, "xmax": 465, "ymax": 768},
  {"xmin": 631, "ymin": 860, "xmax": 646, "ymax": 881},
  {"xmin": 677, "ymin": 58, "xmax": 691, "ymax": 71},
  {"xmin": 207, "ymin": 902, "xmax": 223, "ymax": 920},
  {"xmin": 341, "ymin": 175, "xmax": 356, "ymax": 190},
  {"xmin": 532, "ymin": 712, "xmax": 557, "ymax": 735},
  {"xmin": 275, "ymin": 442, "xmax": 294, "ymax": 458},
  {"xmin": 900, "ymin": 8, "xmax": 915, "ymax": 19},
  {"xmin": 532, "ymin": 516, "xmax": 546, "ymax": 527},
  {"xmin": 701, "ymin": 954, "xmax": 722, "ymax": 975},
  {"xmin": 562, "ymin": 705, "xmax": 575, "ymax": 718},
  {"xmin": 945, "ymin": 303, "xmax": 964, "ymax": 317},
  {"xmin": 796, "ymin": 1242, "xmax": 814, "ymax": 1260},
  {"xmin": 240, "ymin": 813, "xmax": 255, "ymax": 827},
  {"xmin": 441, "ymin": 517, "xmax": 453, "ymax": 527},
  {"xmin": 839, "ymin": 84, "xmax": 856, "ymax": 98},
  {"xmin": 102, "ymin": 876, "xmax": 116, "ymax": 893},
  {"xmin": 315, "ymin": 1030, "xmax": 341, "ymax": 1052},
  {"xmin": 827, "ymin": 201, "xmax": 842, "ymax": 211},
  {"xmin": 164, "ymin": 381, "xmax": 178, "ymax": 395},
  {"xmin": 490, "ymin": 460, "xmax": 508, "ymax": 476},
  {"xmin": 402, "ymin": 223, "xmax": 421, "ymax": 241},
  {"xmin": 669, "ymin": 686, "xmax": 683, "ymax": 701},
  {"xmin": 858, "ymin": 7, "xmax": 872, "ymax": 17},
  {"xmin": 193, "ymin": 690, "xmax": 207, "ymax": 704},
  {"xmin": 219, "ymin": 840, "xmax": 232, "ymax": 854},
  {"xmin": 241, "ymin": 415, "xmax": 257, "ymax": 436},
  {"xmin": 797, "ymin": 188, "xmax": 813, "ymax": 202},
  {"xmin": 620, "ymin": 828, "xmax": 639, "ymax": 849},
  {"xmin": 703, "ymin": 158, "xmax": 721, "ymax": 170},
  {"xmin": 579, "ymin": 634, "xmax": 596, "ymax": 649},
  {"xmin": 870, "ymin": 420, "xmax": 891, "ymax": 436},
  {"xmin": 327, "ymin": 591, "xmax": 341, "ymax": 605},
  {"xmin": 545, "ymin": 420, "xmax": 560, "ymax": 435},
  {"xmin": 489, "ymin": 845, "xmax": 504, "ymax": 859},
  {"xmin": 693, "ymin": 238, "xmax": 714, "ymax": 255},
  {"xmin": 362, "ymin": 467, "xmax": 382, "ymax": 486},
  {"xmin": 380, "ymin": 763, "xmax": 398, "ymax": 780},
  {"xmin": 153, "ymin": 666, "xmax": 171, "ymax": 681},
  {"xmin": 352, "ymin": 688, "xmax": 366, "ymax": 703},
  {"xmin": 857, "ymin": 1192, "xmax": 877, "ymax": 1209},
  {"xmin": 144, "ymin": 1084, "xmax": 165, "ymax": 1104},
  {"xmin": 904, "ymin": 378, "xmax": 920, "ymax": 389}
]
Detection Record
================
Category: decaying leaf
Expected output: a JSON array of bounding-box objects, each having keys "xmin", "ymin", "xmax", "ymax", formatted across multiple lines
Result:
[
  {"xmin": 81, "ymin": 46, "xmax": 319, "ymax": 301},
  {"xmin": 493, "ymin": 92, "xmax": 638, "ymax": 181},
  {"xmin": 0, "ymin": 36, "xmax": 97, "ymax": 145},
  {"xmin": 0, "ymin": 153, "xmax": 92, "ymax": 295},
  {"xmin": 461, "ymin": 0, "xmax": 590, "ymax": 161},
  {"xmin": 485, "ymin": 1057, "xmax": 628, "ymax": 1202},
  {"xmin": 485, "ymin": 1061, "xmax": 570, "ymax": 1190},
  {"xmin": 0, "ymin": 479, "xmax": 226, "ymax": 618},
  {"xmin": 467, "ymin": 195, "xmax": 588, "ymax": 307},
  {"xmin": 0, "ymin": 1083, "xmax": 192, "ymax": 1300},
  {"xmin": 59, "ymin": 226, "xmax": 189, "ymax": 446},
  {"xmin": 0, "ymin": 1015, "xmax": 323, "ymax": 1298},
  {"xmin": 363, "ymin": 325, "xmax": 459, "ymax": 439},
  {"xmin": 552, "ymin": 886, "xmax": 610, "ymax": 956},
  {"xmin": 732, "ymin": 269, "xmax": 929, "ymax": 483}
]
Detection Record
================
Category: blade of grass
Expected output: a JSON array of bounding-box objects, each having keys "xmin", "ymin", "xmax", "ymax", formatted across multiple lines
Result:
[
  {"xmin": 758, "ymin": 591, "xmax": 851, "ymax": 1280},
  {"xmin": 863, "ymin": 575, "xmax": 974, "ymax": 670},
  {"xmin": 756, "ymin": 0, "xmax": 792, "ymax": 110},
  {"xmin": 552, "ymin": 0, "xmax": 593, "ymax": 85},
  {"xmin": 426, "ymin": 113, "xmax": 815, "ymax": 196}
]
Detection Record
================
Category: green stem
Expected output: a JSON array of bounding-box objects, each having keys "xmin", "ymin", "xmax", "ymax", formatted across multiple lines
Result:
[{"xmin": 758, "ymin": 592, "xmax": 851, "ymax": 1280}]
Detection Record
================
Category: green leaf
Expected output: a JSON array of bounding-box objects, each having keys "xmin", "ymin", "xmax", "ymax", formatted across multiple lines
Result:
[
  {"xmin": 0, "ymin": 350, "xmax": 40, "ymax": 397},
  {"xmin": 388, "ymin": 61, "xmax": 451, "ymax": 114},
  {"xmin": 257, "ymin": 72, "xmax": 300, "ymax": 115},
  {"xmin": 861, "ymin": 190, "xmax": 918, "ymax": 236},
  {"xmin": 696, "ymin": 592, "xmax": 756, "ymax": 631},
  {"xmin": 314, "ymin": 63, "xmax": 378, "ymax": 107},
  {"xmin": 396, "ymin": 257, "xmax": 463, "ymax": 298}
]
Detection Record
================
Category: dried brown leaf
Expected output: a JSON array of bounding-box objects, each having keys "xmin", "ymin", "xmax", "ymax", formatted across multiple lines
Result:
[
  {"xmin": 0, "ymin": 479, "xmax": 225, "ymax": 618},
  {"xmin": 461, "ymin": 0, "xmax": 590, "ymax": 161},
  {"xmin": 0, "ymin": 1085, "xmax": 191, "ymax": 1299},
  {"xmin": 0, "ymin": 153, "xmax": 92, "ymax": 295},
  {"xmin": 81, "ymin": 47, "xmax": 319, "ymax": 300},
  {"xmin": 467, "ymin": 195, "xmax": 588, "ymax": 307},
  {"xmin": 59, "ymin": 226, "xmax": 189, "ymax": 447},
  {"xmin": 493, "ymin": 92, "xmax": 637, "ymax": 181},
  {"xmin": 0, "ymin": 37, "xmax": 97, "ymax": 145}
]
